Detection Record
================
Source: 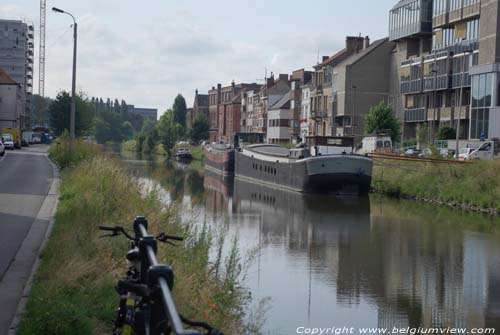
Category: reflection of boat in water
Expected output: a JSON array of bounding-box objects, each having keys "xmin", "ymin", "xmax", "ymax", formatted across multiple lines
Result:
[
  {"xmin": 176, "ymin": 148, "xmax": 192, "ymax": 162},
  {"xmin": 235, "ymin": 137, "xmax": 373, "ymax": 195},
  {"xmin": 233, "ymin": 177, "xmax": 371, "ymax": 228},
  {"xmin": 203, "ymin": 168, "xmax": 234, "ymax": 198}
]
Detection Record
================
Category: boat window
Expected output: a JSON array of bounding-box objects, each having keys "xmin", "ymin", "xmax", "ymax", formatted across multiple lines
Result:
[
  {"xmin": 384, "ymin": 141, "xmax": 391, "ymax": 148},
  {"xmin": 376, "ymin": 141, "xmax": 383, "ymax": 148}
]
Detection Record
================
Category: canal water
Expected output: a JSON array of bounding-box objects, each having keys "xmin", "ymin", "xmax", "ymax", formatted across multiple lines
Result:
[{"xmin": 121, "ymin": 153, "xmax": 500, "ymax": 334}]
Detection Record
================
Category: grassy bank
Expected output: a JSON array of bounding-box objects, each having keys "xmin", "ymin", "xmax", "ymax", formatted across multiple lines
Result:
[
  {"xmin": 121, "ymin": 140, "xmax": 204, "ymax": 161},
  {"xmin": 20, "ymin": 140, "xmax": 255, "ymax": 334},
  {"xmin": 372, "ymin": 158, "xmax": 500, "ymax": 212}
]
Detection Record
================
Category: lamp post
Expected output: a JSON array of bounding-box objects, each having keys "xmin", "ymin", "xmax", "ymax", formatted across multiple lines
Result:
[
  {"xmin": 52, "ymin": 6, "xmax": 77, "ymax": 140},
  {"xmin": 455, "ymin": 48, "xmax": 473, "ymax": 158},
  {"xmin": 430, "ymin": 69, "xmax": 438, "ymax": 143}
]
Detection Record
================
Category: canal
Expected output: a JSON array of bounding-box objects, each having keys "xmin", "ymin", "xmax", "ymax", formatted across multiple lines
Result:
[{"xmin": 121, "ymin": 153, "xmax": 500, "ymax": 334}]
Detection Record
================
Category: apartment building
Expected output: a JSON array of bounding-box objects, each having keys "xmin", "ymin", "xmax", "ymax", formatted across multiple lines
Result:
[
  {"xmin": 0, "ymin": 19, "xmax": 34, "ymax": 130},
  {"xmin": 208, "ymin": 81, "xmax": 260, "ymax": 143},
  {"xmin": 300, "ymin": 84, "xmax": 312, "ymax": 139},
  {"xmin": 388, "ymin": 0, "xmax": 496, "ymax": 141},
  {"xmin": 309, "ymin": 36, "xmax": 394, "ymax": 142}
]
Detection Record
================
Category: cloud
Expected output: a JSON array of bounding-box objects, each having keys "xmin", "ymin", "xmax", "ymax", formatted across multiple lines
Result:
[{"xmin": 2, "ymin": 3, "xmax": 347, "ymax": 117}]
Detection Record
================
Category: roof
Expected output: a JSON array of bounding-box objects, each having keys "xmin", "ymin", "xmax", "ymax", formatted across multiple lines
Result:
[
  {"xmin": 195, "ymin": 94, "xmax": 208, "ymax": 106},
  {"xmin": 391, "ymin": 0, "xmax": 419, "ymax": 11},
  {"xmin": 0, "ymin": 68, "xmax": 17, "ymax": 85},
  {"xmin": 269, "ymin": 90, "xmax": 291, "ymax": 110},
  {"xmin": 338, "ymin": 38, "xmax": 390, "ymax": 67},
  {"xmin": 315, "ymin": 48, "xmax": 350, "ymax": 68}
]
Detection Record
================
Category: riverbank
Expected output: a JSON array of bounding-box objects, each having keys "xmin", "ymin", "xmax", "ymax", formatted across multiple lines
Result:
[
  {"xmin": 19, "ymin": 140, "xmax": 254, "ymax": 334},
  {"xmin": 372, "ymin": 157, "xmax": 500, "ymax": 215},
  {"xmin": 121, "ymin": 140, "xmax": 204, "ymax": 161}
]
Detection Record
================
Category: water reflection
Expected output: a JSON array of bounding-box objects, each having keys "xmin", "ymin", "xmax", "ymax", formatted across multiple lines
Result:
[{"xmin": 120, "ymin": 157, "xmax": 500, "ymax": 333}]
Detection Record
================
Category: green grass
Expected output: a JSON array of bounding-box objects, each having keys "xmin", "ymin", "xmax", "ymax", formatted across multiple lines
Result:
[
  {"xmin": 372, "ymin": 158, "xmax": 500, "ymax": 211},
  {"xmin": 20, "ymin": 140, "xmax": 256, "ymax": 334}
]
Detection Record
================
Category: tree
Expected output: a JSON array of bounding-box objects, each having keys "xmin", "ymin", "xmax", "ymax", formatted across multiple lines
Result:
[
  {"xmin": 364, "ymin": 102, "xmax": 401, "ymax": 142},
  {"xmin": 172, "ymin": 94, "xmax": 187, "ymax": 127},
  {"xmin": 49, "ymin": 91, "xmax": 93, "ymax": 136},
  {"xmin": 122, "ymin": 121, "xmax": 134, "ymax": 140},
  {"xmin": 437, "ymin": 126, "xmax": 456, "ymax": 140},
  {"xmin": 190, "ymin": 114, "xmax": 209, "ymax": 143},
  {"xmin": 417, "ymin": 124, "xmax": 430, "ymax": 145},
  {"xmin": 157, "ymin": 111, "xmax": 183, "ymax": 157},
  {"xmin": 138, "ymin": 118, "xmax": 158, "ymax": 153}
]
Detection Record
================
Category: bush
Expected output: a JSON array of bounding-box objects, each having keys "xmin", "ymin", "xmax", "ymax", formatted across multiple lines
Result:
[{"xmin": 48, "ymin": 137, "xmax": 100, "ymax": 170}]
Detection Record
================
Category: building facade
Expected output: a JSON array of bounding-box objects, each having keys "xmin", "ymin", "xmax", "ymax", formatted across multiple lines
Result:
[
  {"xmin": 388, "ymin": 0, "xmax": 495, "ymax": 141},
  {"xmin": 187, "ymin": 89, "xmax": 209, "ymax": 130},
  {"xmin": 127, "ymin": 105, "xmax": 158, "ymax": 120},
  {"xmin": 208, "ymin": 82, "xmax": 260, "ymax": 143},
  {"xmin": 0, "ymin": 19, "xmax": 34, "ymax": 130},
  {"xmin": 308, "ymin": 36, "xmax": 394, "ymax": 142},
  {"xmin": 0, "ymin": 68, "xmax": 23, "ymax": 129}
]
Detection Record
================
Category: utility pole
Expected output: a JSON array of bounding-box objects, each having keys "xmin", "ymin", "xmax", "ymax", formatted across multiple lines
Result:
[{"xmin": 455, "ymin": 48, "xmax": 472, "ymax": 157}]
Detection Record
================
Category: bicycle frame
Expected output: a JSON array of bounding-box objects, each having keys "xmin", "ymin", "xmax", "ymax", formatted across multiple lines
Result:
[{"xmin": 128, "ymin": 216, "xmax": 203, "ymax": 335}]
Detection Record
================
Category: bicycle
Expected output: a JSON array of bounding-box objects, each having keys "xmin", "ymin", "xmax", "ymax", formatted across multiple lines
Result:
[{"xmin": 99, "ymin": 216, "xmax": 223, "ymax": 335}]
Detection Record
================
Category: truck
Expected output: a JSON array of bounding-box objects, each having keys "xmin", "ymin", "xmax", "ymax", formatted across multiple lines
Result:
[
  {"xmin": 1, "ymin": 127, "xmax": 20, "ymax": 149},
  {"xmin": 22, "ymin": 131, "xmax": 34, "ymax": 144},
  {"xmin": 449, "ymin": 139, "xmax": 500, "ymax": 160}
]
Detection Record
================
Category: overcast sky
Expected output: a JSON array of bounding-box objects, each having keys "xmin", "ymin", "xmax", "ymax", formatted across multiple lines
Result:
[{"xmin": 1, "ymin": 0, "xmax": 397, "ymax": 116}]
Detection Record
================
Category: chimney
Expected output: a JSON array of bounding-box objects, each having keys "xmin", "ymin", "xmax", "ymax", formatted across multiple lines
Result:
[
  {"xmin": 278, "ymin": 73, "xmax": 289, "ymax": 82},
  {"xmin": 195, "ymin": 88, "xmax": 198, "ymax": 95},
  {"xmin": 322, "ymin": 55, "xmax": 329, "ymax": 63},
  {"xmin": 364, "ymin": 36, "xmax": 370, "ymax": 49},
  {"xmin": 346, "ymin": 36, "xmax": 364, "ymax": 53},
  {"xmin": 267, "ymin": 73, "xmax": 275, "ymax": 87},
  {"xmin": 231, "ymin": 80, "xmax": 235, "ymax": 87}
]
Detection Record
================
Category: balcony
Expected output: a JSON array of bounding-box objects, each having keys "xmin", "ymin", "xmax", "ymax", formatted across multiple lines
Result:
[
  {"xmin": 454, "ymin": 106, "xmax": 470, "ymax": 120},
  {"xmin": 451, "ymin": 72, "xmax": 471, "ymax": 88},
  {"xmin": 449, "ymin": 8, "xmax": 463, "ymax": 22},
  {"xmin": 463, "ymin": 2, "xmax": 480, "ymax": 19},
  {"xmin": 401, "ymin": 79, "xmax": 422, "ymax": 94},
  {"xmin": 311, "ymin": 111, "xmax": 327, "ymax": 119},
  {"xmin": 423, "ymin": 75, "xmax": 450, "ymax": 91},
  {"xmin": 432, "ymin": 13, "xmax": 448, "ymax": 29},
  {"xmin": 404, "ymin": 107, "xmax": 426, "ymax": 123}
]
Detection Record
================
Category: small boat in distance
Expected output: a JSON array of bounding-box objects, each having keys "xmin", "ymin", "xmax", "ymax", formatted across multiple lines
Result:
[
  {"xmin": 235, "ymin": 136, "xmax": 373, "ymax": 195},
  {"xmin": 175, "ymin": 147, "xmax": 193, "ymax": 161}
]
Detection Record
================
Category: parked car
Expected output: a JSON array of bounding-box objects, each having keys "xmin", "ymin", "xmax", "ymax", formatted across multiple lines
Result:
[
  {"xmin": 2, "ymin": 134, "xmax": 15, "ymax": 150},
  {"xmin": 21, "ymin": 138, "xmax": 29, "ymax": 147},
  {"xmin": 404, "ymin": 148, "xmax": 421, "ymax": 157},
  {"xmin": 0, "ymin": 137, "xmax": 5, "ymax": 156}
]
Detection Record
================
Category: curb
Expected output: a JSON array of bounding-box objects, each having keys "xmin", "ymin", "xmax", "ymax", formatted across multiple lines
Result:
[{"xmin": 6, "ymin": 155, "xmax": 60, "ymax": 335}]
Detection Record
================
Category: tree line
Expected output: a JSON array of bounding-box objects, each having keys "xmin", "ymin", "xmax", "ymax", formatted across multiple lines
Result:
[{"xmin": 45, "ymin": 91, "xmax": 209, "ymax": 157}]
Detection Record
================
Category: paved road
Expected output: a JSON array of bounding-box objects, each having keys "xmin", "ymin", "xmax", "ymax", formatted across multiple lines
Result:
[{"xmin": 0, "ymin": 146, "xmax": 53, "ymax": 334}]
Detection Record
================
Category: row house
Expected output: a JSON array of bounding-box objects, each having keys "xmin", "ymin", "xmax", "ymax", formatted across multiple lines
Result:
[
  {"xmin": 306, "ymin": 36, "xmax": 394, "ymax": 142},
  {"xmin": 186, "ymin": 89, "xmax": 209, "ymax": 130},
  {"xmin": 388, "ymin": 0, "xmax": 498, "ymax": 141},
  {"xmin": 290, "ymin": 69, "xmax": 313, "ymax": 142},
  {"xmin": 241, "ymin": 74, "xmax": 290, "ymax": 139},
  {"xmin": 208, "ymin": 81, "xmax": 260, "ymax": 143}
]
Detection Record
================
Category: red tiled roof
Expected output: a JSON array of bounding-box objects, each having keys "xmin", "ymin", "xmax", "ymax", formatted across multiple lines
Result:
[
  {"xmin": 316, "ymin": 48, "xmax": 349, "ymax": 67},
  {"xmin": 0, "ymin": 68, "xmax": 17, "ymax": 85}
]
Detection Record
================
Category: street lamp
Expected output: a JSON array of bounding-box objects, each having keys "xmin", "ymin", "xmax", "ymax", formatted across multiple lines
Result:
[
  {"xmin": 455, "ymin": 48, "xmax": 473, "ymax": 158},
  {"xmin": 52, "ymin": 7, "xmax": 77, "ymax": 140}
]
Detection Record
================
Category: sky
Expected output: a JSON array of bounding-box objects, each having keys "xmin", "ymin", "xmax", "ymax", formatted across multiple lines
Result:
[{"xmin": 1, "ymin": 0, "xmax": 398, "ymax": 116}]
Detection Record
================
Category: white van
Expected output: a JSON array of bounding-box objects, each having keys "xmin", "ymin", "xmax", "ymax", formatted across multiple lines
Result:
[{"xmin": 359, "ymin": 135, "xmax": 392, "ymax": 154}]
